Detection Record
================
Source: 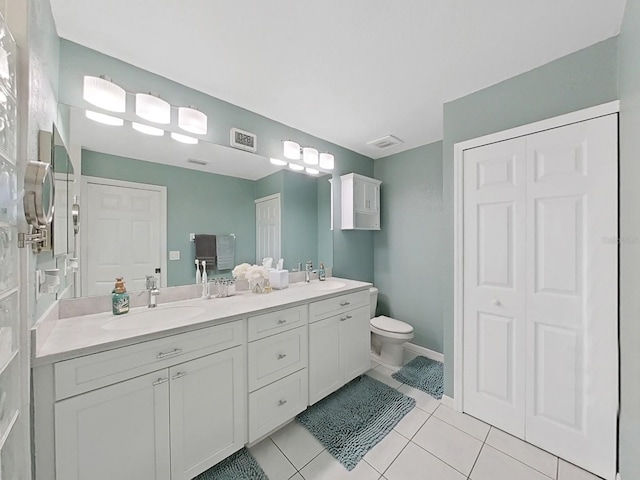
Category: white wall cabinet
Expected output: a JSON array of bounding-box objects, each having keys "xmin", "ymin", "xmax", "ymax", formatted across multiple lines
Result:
[{"xmin": 341, "ymin": 173, "xmax": 381, "ymax": 230}]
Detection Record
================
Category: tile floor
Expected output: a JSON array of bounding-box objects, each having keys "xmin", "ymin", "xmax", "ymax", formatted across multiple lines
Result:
[{"xmin": 249, "ymin": 362, "xmax": 604, "ymax": 480}]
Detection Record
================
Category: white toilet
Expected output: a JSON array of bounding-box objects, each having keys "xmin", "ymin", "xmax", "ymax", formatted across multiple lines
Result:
[{"xmin": 369, "ymin": 287, "xmax": 414, "ymax": 367}]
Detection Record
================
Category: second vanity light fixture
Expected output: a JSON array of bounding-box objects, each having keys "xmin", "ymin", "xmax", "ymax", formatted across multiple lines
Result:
[
  {"xmin": 83, "ymin": 75, "xmax": 208, "ymax": 143},
  {"xmin": 282, "ymin": 140, "xmax": 334, "ymax": 170}
]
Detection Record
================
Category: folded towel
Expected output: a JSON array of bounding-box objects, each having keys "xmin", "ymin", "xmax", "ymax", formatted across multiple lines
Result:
[
  {"xmin": 195, "ymin": 234, "xmax": 216, "ymax": 269},
  {"xmin": 216, "ymin": 235, "xmax": 235, "ymax": 270}
]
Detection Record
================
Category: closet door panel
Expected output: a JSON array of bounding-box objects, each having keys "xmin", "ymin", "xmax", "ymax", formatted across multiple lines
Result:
[
  {"xmin": 463, "ymin": 138, "xmax": 527, "ymax": 438},
  {"xmin": 525, "ymin": 114, "xmax": 618, "ymax": 480}
]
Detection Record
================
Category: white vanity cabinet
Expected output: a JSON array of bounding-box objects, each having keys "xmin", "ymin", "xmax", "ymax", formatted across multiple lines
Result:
[
  {"xmin": 308, "ymin": 291, "xmax": 370, "ymax": 405},
  {"xmin": 340, "ymin": 173, "xmax": 382, "ymax": 230}
]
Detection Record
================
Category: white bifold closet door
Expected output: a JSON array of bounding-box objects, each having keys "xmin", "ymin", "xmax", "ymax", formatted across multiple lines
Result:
[{"xmin": 463, "ymin": 114, "xmax": 618, "ymax": 480}]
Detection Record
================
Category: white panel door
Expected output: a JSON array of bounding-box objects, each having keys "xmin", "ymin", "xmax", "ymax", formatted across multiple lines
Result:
[
  {"xmin": 255, "ymin": 194, "xmax": 281, "ymax": 264},
  {"xmin": 55, "ymin": 371, "xmax": 171, "ymax": 480},
  {"xmin": 85, "ymin": 181, "xmax": 162, "ymax": 296},
  {"xmin": 169, "ymin": 346, "xmax": 246, "ymax": 480},
  {"xmin": 524, "ymin": 115, "xmax": 617, "ymax": 479},
  {"xmin": 463, "ymin": 137, "xmax": 528, "ymax": 437},
  {"xmin": 340, "ymin": 306, "xmax": 371, "ymax": 383},
  {"xmin": 309, "ymin": 316, "xmax": 341, "ymax": 405}
]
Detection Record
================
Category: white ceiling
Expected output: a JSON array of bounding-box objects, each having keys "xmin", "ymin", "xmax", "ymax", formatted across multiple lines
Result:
[{"xmin": 50, "ymin": 0, "xmax": 627, "ymax": 160}]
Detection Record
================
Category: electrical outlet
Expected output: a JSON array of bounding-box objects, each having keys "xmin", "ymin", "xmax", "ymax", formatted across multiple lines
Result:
[{"xmin": 169, "ymin": 250, "xmax": 180, "ymax": 260}]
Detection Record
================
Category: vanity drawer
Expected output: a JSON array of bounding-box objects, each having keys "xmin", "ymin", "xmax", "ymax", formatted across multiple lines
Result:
[
  {"xmin": 248, "ymin": 305, "xmax": 308, "ymax": 341},
  {"xmin": 55, "ymin": 320, "xmax": 244, "ymax": 400},
  {"xmin": 248, "ymin": 325, "xmax": 308, "ymax": 392},
  {"xmin": 248, "ymin": 369, "xmax": 308, "ymax": 443},
  {"xmin": 309, "ymin": 290, "xmax": 369, "ymax": 322}
]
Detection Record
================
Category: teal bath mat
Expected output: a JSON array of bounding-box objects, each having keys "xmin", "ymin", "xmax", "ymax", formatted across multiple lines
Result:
[
  {"xmin": 392, "ymin": 356, "xmax": 444, "ymax": 400},
  {"xmin": 297, "ymin": 375, "xmax": 416, "ymax": 471},
  {"xmin": 193, "ymin": 448, "xmax": 267, "ymax": 480}
]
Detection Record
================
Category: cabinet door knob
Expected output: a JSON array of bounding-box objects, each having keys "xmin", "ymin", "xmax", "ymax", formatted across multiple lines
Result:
[
  {"xmin": 152, "ymin": 377, "xmax": 169, "ymax": 386},
  {"xmin": 277, "ymin": 319, "xmax": 287, "ymax": 325},
  {"xmin": 278, "ymin": 399, "xmax": 287, "ymax": 407},
  {"xmin": 492, "ymin": 299, "xmax": 501, "ymax": 306},
  {"xmin": 340, "ymin": 301, "xmax": 350, "ymax": 307},
  {"xmin": 346, "ymin": 315, "xmax": 352, "ymax": 319},
  {"xmin": 277, "ymin": 353, "xmax": 287, "ymax": 360},
  {"xmin": 340, "ymin": 317, "xmax": 347, "ymax": 322},
  {"xmin": 156, "ymin": 348, "xmax": 183, "ymax": 359},
  {"xmin": 172, "ymin": 372, "xmax": 187, "ymax": 380}
]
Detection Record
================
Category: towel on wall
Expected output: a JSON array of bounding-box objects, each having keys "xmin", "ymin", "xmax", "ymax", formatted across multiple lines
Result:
[
  {"xmin": 195, "ymin": 234, "xmax": 216, "ymax": 269},
  {"xmin": 216, "ymin": 235, "xmax": 235, "ymax": 270}
]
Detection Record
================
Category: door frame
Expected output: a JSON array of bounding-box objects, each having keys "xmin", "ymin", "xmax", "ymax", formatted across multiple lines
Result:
[
  {"xmin": 452, "ymin": 100, "xmax": 620, "ymax": 412},
  {"xmin": 80, "ymin": 176, "xmax": 168, "ymax": 296},
  {"xmin": 254, "ymin": 193, "xmax": 281, "ymax": 263}
]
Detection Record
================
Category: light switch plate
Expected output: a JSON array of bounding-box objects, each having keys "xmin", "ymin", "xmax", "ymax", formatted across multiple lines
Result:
[
  {"xmin": 189, "ymin": 233, "xmax": 195, "ymax": 242},
  {"xmin": 169, "ymin": 251, "xmax": 180, "ymax": 260}
]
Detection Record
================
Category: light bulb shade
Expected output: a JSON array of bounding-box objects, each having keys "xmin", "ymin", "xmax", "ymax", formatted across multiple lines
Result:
[
  {"xmin": 135, "ymin": 93, "xmax": 171, "ymax": 124},
  {"xmin": 319, "ymin": 152, "xmax": 334, "ymax": 170},
  {"xmin": 306, "ymin": 168, "xmax": 319, "ymax": 175},
  {"xmin": 289, "ymin": 163, "xmax": 304, "ymax": 171},
  {"xmin": 178, "ymin": 106, "xmax": 207, "ymax": 134},
  {"xmin": 302, "ymin": 147, "xmax": 319, "ymax": 165},
  {"xmin": 171, "ymin": 132, "xmax": 198, "ymax": 144},
  {"xmin": 85, "ymin": 110, "xmax": 124, "ymax": 126},
  {"xmin": 132, "ymin": 122, "xmax": 164, "ymax": 136},
  {"xmin": 269, "ymin": 158, "xmax": 287, "ymax": 166},
  {"xmin": 283, "ymin": 140, "xmax": 301, "ymax": 160},
  {"xmin": 83, "ymin": 76, "xmax": 126, "ymax": 112}
]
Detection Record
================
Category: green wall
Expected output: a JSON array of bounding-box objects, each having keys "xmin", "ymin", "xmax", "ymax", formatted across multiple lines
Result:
[
  {"xmin": 617, "ymin": 1, "xmax": 640, "ymax": 476},
  {"xmin": 59, "ymin": 40, "xmax": 375, "ymax": 283},
  {"xmin": 373, "ymin": 142, "xmax": 444, "ymax": 352},
  {"xmin": 82, "ymin": 150, "xmax": 257, "ymax": 286},
  {"xmin": 441, "ymin": 37, "xmax": 619, "ymax": 396},
  {"xmin": 281, "ymin": 171, "xmax": 319, "ymax": 269}
]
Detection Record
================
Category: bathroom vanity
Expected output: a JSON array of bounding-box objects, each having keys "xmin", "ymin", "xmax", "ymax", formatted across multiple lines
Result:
[{"xmin": 31, "ymin": 278, "xmax": 371, "ymax": 480}]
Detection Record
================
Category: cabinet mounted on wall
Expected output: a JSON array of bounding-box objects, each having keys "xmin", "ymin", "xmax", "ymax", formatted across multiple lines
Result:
[{"xmin": 340, "ymin": 173, "xmax": 381, "ymax": 230}]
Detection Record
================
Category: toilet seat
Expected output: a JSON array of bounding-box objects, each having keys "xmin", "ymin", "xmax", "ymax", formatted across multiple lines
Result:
[{"xmin": 370, "ymin": 315, "xmax": 414, "ymax": 334}]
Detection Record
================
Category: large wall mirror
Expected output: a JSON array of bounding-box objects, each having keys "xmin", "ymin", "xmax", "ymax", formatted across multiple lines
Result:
[{"xmin": 61, "ymin": 103, "xmax": 334, "ymax": 298}]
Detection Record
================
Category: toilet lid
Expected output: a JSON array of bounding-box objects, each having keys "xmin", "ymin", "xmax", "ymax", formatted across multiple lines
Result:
[{"xmin": 371, "ymin": 315, "xmax": 414, "ymax": 334}]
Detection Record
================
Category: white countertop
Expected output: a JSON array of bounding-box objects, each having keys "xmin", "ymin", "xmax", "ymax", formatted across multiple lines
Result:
[{"xmin": 33, "ymin": 278, "xmax": 371, "ymax": 366}]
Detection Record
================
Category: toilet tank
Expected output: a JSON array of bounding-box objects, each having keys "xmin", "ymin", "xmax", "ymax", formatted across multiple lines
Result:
[{"xmin": 369, "ymin": 287, "xmax": 378, "ymax": 318}]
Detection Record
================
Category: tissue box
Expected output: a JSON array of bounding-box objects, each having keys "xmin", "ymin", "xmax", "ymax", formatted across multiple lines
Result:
[{"xmin": 269, "ymin": 270, "xmax": 289, "ymax": 290}]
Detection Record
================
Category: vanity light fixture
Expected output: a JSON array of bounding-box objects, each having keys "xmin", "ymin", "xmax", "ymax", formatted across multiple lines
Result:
[
  {"xmin": 132, "ymin": 122, "xmax": 164, "ymax": 136},
  {"xmin": 83, "ymin": 75, "xmax": 126, "ymax": 112},
  {"xmin": 302, "ymin": 147, "xmax": 319, "ymax": 165},
  {"xmin": 319, "ymin": 152, "xmax": 334, "ymax": 170},
  {"xmin": 178, "ymin": 106, "xmax": 208, "ymax": 135},
  {"xmin": 282, "ymin": 140, "xmax": 333, "ymax": 169},
  {"xmin": 306, "ymin": 168, "xmax": 319, "ymax": 175},
  {"xmin": 269, "ymin": 158, "xmax": 287, "ymax": 166},
  {"xmin": 283, "ymin": 140, "xmax": 301, "ymax": 160},
  {"xmin": 85, "ymin": 110, "xmax": 124, "ymax": 126},
  {"xmin": 171, "ymin": 132, "xmax": 198, "ymax": 144},
  {"xmin": 135, "ymin": 93, "xmax": 171, "ymax": 124},
  {"xmin": 288, "ymin": 163, "xmax": 304, "ymax": 171}
]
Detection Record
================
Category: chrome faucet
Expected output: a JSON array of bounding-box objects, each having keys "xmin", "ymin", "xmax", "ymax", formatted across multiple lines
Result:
[
  {"xmin": 145, "ymin": 275, "xmax": 160, "ymax": 308},
  {"xmin": 305, "ymin": 261, "xmax": 313, "ymax": 283}
]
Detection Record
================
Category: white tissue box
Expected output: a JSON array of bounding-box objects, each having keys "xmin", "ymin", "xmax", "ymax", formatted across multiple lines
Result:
[{"xmin": 269, "ymin": 270, "xmax": 289, "ymax": 290}]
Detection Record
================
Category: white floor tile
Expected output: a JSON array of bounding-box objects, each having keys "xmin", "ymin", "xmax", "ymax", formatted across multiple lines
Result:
[
  {"xmin": 363, "ymin": 430, "xmax": 409, "ymax": 474},
  {"xmin": 289, "ymin": 474, "xmax": 303, "ymax": 480},
  {"xmin": 397, "ymin": 384, "xmax": 440, "ymax": 413},
  {"xmin": 558, "ymin": 459, "xmax": 603, "ymax": 480},
  {"xmin": 385, "ymin": 442, "xmax": 466, "ymax": 480},
  {"xmin": 393, "ymin": 406, "xmax": 430, "ymax": 439},
  {"xmin": 270, "ymin": 421, "xmax": 325, "ymax": 470},
  {"xmin": 299, "ymin": 450, "xmax": 380, "ymax": 480},
  {"xmin": 366, "ymin": 366, "xmax": 403, "ymax": 389},
  {"xmin": 249, "ymin": 438, "xmax": 297, "ymax": 480},
  {"xmin": 432, "ymin": 404, "xmax": 491, "ymax": 441},
  {"xmin": 471, "ymin": 445, "xmax": 550, "ymax": 480},
  {"xmin": 486, "ymin": 427, "xmax": 558, "ymax": 478},
  {"xmin": 413, "ymin": 416, "xmax": 483, "ymax": 476}
]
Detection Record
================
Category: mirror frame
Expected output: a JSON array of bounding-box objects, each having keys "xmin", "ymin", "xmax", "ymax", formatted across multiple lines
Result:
[{"xmin": 23, "ymin": 161, "xmax": 54, "ymax": 228}]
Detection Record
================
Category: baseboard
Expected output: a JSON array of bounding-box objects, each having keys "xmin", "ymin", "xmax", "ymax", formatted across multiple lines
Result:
[
  {"xmin": 617, "ymin": 473, "xmax": 621, "ymax": 480},
  {"xmin": 441, "ymin": 395, "xmax": 454, "ymax": 409},
  {"xmin": 403, "ymin": 342, "xmax": 444, "ymax": 363}
]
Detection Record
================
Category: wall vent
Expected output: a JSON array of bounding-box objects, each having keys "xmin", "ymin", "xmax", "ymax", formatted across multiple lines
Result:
[
  {"xmin": 187, "ymin": 158, "xmax": 210, "ymax": 166},
  {"xmin": 367, "ymin": 135, "xmax": 404, "ymax": 150}
]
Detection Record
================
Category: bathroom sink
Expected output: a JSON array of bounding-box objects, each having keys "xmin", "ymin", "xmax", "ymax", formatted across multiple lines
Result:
[
  {"xmin": 102, "ymin": 305, "xmax": 206, "ymax": 331},
  {"xmin": 309, "ymin": 280, "xmax": 346, "ymax": 291}
]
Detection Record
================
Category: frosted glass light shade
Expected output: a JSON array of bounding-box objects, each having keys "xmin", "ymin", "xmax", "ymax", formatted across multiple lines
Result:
[
  {"xmin": 135, "ymin": 93, "xmax": 170, "ymax": 124},
  {"xmin": 289, "ymin": 163, "xmax": 304, "ymax": 171},
  {"xmin": 178, "ymin": 106, "xmax": 207, "ymax": 134},
  {"xmin": 319, "ymin": 152, "xmax": 334, "ymax": 170},
  {"xmin": 269, "ymin": 158, "xmax": 287, "ymax": 166},
  {"xmin": 283, "ymin": 140, "xmax": 301, "ymax": 160},
  {"xmin": 83, "ymin": 76, "xmax": 126, "ymax": 112},
  {"xmin": 302, "ymin": 147, "xmax": 319, "ymax": 165},
  {"xmin": 85, "ymin": 110, "xmax": 124, "ymax": 126},
  {"xmin": 132, "ymin": 122, "xmax": 164, "ymax": 136},
  {"xmin": 171, "ymin": 132, "xmax": 198, "ymax": 144},
  {"xmin": 306, "ymin": 168, "xmax": 319, "ymax": 175}
]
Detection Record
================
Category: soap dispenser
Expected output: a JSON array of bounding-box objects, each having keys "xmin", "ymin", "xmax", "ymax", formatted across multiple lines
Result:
[
  {"xmin": 319, "ymin": 262, "xmax": 326, "ymax": 281},
  {"xmin": 112, "ymin": 277, "xmax": 130, "ymax": 315}
]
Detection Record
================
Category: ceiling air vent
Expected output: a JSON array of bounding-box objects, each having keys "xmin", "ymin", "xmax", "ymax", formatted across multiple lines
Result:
[
  {"xmin": 187, "ymin": 158, "xmax": 210, "ymax": 166},
  {"xmin": 367, "ymin": 135, "xmax": 404, "ymax": 150}
]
